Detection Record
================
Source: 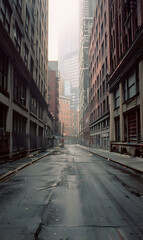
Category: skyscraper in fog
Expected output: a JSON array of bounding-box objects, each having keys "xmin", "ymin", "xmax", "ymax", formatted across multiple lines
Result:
[
  {"xmin": 79, "ymin": 0, "xmax": 97, "ymax": 142},
  {"xmin": 58, "ymin": 1, "xmax": 80, "ymax": 110}
]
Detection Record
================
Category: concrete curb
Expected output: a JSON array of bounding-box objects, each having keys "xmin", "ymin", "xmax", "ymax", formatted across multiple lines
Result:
[
  {"xmin": 0, "ymin": 150, "xmax": 55, "ymax": 181},
  {"xmin": 79, "ymin": 146, "xmax": 143, "ymax": 174}
]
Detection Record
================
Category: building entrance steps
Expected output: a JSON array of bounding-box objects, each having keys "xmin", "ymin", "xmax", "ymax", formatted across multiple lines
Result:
[{"xmin": 78, "ymin": 145, "xmax": 143, "ymax": 174}]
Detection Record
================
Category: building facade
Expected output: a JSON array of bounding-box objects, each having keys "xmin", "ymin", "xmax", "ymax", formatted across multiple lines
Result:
[
  {"xmin": 89, "ymin": 0, "xmax": 110, "ymax": 149},
  {"xmin": 70, "ymin": 109, "xmax": 79, "ymax": 138},
  {"xmin": 79, "ymin": 0, "xmax": 97, "ymax": 144},
  {"xmin": 109, "ymin": 0, "xmax": 143, "ymax": 156},
  {"xmin": 48, "ymin": 61, "xmax": 59, "ymax": 135},
  {"xmin": 0, "ymin": 0, "xmax": 54, "ymax": 160},
  {"xmin": 59, "ymin": 96, "xmax": 71, "ymax": 137},
  {"xmin": 83, "ymin": 105, "xmax": 90, "ymax": 146}
]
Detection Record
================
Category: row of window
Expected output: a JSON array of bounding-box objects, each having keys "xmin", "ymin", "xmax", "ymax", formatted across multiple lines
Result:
[
  {"xmin": 90, "ymin": 56, "xmax": 108, "ymax": 85},
  {"xmin": 90, "ymin": 83, "xmax": 108, "ymax": 107},
  {"xmin": 13, "ymin": 111, "xmax": 44, "ymax": 137},
  {"xmin": 90, "ymin": 68, "xmax": 108, "ymax": 101},
  {"xmin": 90, "ymin": 96, "xmax": 109, "ymax": 123},
  {"xmin": 14, "ymin": 22, "xmax": 46, "ymax": 78},
  {"xmin": 0, "ymin": 0, "xmax": 11, "ymax": 34},
  {"xmin": 0, "ymin": 0, "xmax": 47, "ymax": 77},
  {"xmin": 90, "ymin": 117, "xmax": 110, "ymax": 133},
  {"xmin": 90, "ymin": 31, "xmax": 108, "ymax": 68},
  {"xmin": 110, "ymin": 0, "xmax": 138, "ymax": 72},
  {"xmin": 92, "ymin": 13, "xmax": 107, "ymax": 44},
  {"xmin": 0, "ymin": 48, "xmax": 44, "ymax": 119},
  {"xmin": 0, "ymin": 49, "xmax": 8, "ymax": 90}
]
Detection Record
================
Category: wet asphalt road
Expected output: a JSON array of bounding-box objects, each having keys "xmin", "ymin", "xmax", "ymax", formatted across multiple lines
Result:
[{"xmin": 0, "ymin": 145, "xmax": 143, "ymax": 240}]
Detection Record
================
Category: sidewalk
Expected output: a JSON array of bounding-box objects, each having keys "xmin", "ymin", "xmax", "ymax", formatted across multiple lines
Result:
[
  {"xmin": 79, "ymin": 145, "xmax": 143, "ymax": 174},
  {"xmin": 0, "ymin": 148, "xmax": 56, "ymax": 181}
]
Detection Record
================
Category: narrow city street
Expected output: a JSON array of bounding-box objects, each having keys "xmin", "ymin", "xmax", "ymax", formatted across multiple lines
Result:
[{"xmin": 0, "ymin": 145, "xmax": 143, "ymax": 240}]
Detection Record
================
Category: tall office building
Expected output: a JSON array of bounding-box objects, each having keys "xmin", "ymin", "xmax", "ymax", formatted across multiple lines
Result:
[
  {"xmin": 79, "ymin": 0, "xmax": 97, "ymax": 143},
  {"xmin": 0, "ymin": 0, "xmax": 54, "ymax": 159},
  {"xmin": 58, "ymin": 1, "xmax": 80, "ymax": 110}
]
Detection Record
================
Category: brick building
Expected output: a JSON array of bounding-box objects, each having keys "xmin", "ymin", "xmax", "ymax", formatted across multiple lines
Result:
[
  {"xmin": 70, "ymin": 109, "xmax": 79, "ymax": 137},
  {"xmin": 89, "ymin": 0, "xmax": 110, "ymax": 149},
  {"xmin": 109, "ymin": 0, "xmax": 143, "ymax": 156},
  {"xmin": 0, "ymin": 0, "xmax": 54, "ymax": 159},
  {"xmin": 59, "ymin": 96, "xmax": 70, "ymax": 137},
  {"xmin": 79, "ymin": 0, "xmax": 97, "ymax": 144}
]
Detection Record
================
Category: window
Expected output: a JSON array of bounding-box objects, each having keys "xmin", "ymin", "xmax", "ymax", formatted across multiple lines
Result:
[
  {"xmin": 31, "ymin": 95, "xmax": 37, "ymax": 114},
  {"xmin": 97, "ymin": 89, "xmax": 100, "ymax": 101},
  {"xmin": 101, "ymin": 41, "xmax": 104, "ymax": 56},
  {"xmin": 30, "ymin": 57, "xmax": 34, "ymax": 77},
  {"xmin": 98, "ymin": 14, "xmax": 100, "ymax": 25},
  {"xmin": 105, "ymin": 33, "xmax": 107, "ymax": 48},
  {"xmin": 123, "ymin": 72, "xmax": 136, "ymax": 101},
  {"xmin": 96, "ymin": 40, "xmax": 98, "ymax": 51},
  {"xmin": 107, "ymin": 117, "xmax": 110, "ymax": 126},
  {"xmin": 36, "ymin": 68, "xmax": 38, "ymax": 83},
  {"xmin": 24, "ymin": 44, "xmax": 29, "ymax": 66},
  {"xmin": 39, "ymin": 105, "xmax": 43, "ymax": 120},
  {"xmin": 113, "ymin": 30, "xmax": 115, "ymax": 49},
  {"xmin": 0, "ymin": 0, "xmax": 11, "ymax": 34},
  {"xmin": 0, "ymin": 103, "xmax": 7, "ymax": 130},
  {"xmin": 128, "ymin": 73, "xmax": 136, "ymax": 98},
  {"xmin": 98, "ymin": 106, "xmax": 100, "ymax": 117},
  {"xmin": 14, "ymin": 23, "xmax": 21, "ymax": 53},
  {"xmin": 107, "ymin": 96, "xmax": 109, "ymax": 111},
  {"xmin": 39, "ymin": 48, "xmax": 41, "ymax": 66},
  {"xmin": 97, "ymin": 75, "xmax": 99, "ymax": 86},
  {"xmin": 39, "ymin": 126, "xmax": 43, "ymax": 137},
  {"xmin": 31, "ymin": 25, "xmax": 34, "ymax": 48},
  {"xmin": 96, "ymin": 8, "xmax": 97, "ymax": 19},
  {"xmin": 115, "ymin": 86, "xmax": 120, "ymax": 108},
  {"xmin": 105, "ymin": 57, "xmax": 108, "ymax": 72},
  {"xmin": 39, "ymin": 23, "xmax": 41, "ymax": 41},
  {"xmin": 115, "ymin": 117, "xmax": 120, "ymax": 142},
  {"xmin": 102, "ymin": 64, "xmax": 105, "ymax": 78},
  {"xmin": 25, "ymin": 8, "xmax": 30, "ymax": 36},
  {"xmin": 97, "ymin": 56, "xmax": 99, "ymax": 68},
  {"xmin": 104, "ymin": 12, "xmax": 106, "ymax": 25},
  {"xmin": 0, "ymin": 49, "xmax": 8, "ymax": 90},
  {"xmin": 16, "ymin": 0, "xmax": 22, "ymax": 15},
  {"xmin": 13, "ymin": 111, "xmax": 26, "ymax": 134},
  {"xmin": 100, "ymin": 85, "xmax": 102, "ymax": 97},
  {"xmin": 36, "ymin": 40, "xmax": 38, "ymax": 58},
  {"xmin": 30, "ymin": 121, "xmax": 36, "ymax": 135},
  {"xmin": 96, "ymin": 24, "xmax": 98, "ymax": 37},
  {"xmin": 13, "ymin": 70, "xmax": 26, "ymax": 106},
  {"xmin": 103, "ymin": 119, "xmax": 106, "ymax": 128},
  {"xmin": 103, "ymin": 100, "xmax": 105, "ymax": 113},
  {"xmin": 103, "ymin": 80, "xmax": 105, "ymax": 95},
  {"xmin": 101, "ymin": 103, "xmax": 102, "ymax": 115},
  {"xmin": 101, "ymin": 2, "xmax": 103, "ymax": 17},
  {"xmin": 101, "ymin": 23, "xmax": 103, "ymax": 37}
]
